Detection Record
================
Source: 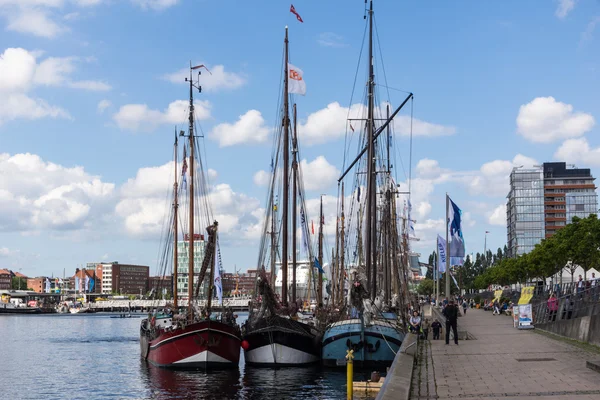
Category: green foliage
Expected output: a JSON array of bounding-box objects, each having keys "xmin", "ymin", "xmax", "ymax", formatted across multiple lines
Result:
[
  {"xmin": 417, "ymin": 278, "xmax": 434, "ymax": 296},
  {"xmin": 475, "ymin": 214, "xmax": 600, "ymax": 287},
  {"xmin": 11, "ymin": 276, "xmax": 27, "ymax": 290}
]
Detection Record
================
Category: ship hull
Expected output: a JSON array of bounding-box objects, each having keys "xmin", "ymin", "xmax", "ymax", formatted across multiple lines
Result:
[
  {"xmin": 243, "ymin": 316, "xmax": 321, "ymax": 366},
  {"xmin": 322, "ymin": 318, "xmax": 403, "ymax": 368},
  {"xmin": 141, "ymin": 320, "xmax": 241, "ymax": 369},
  {"xmin": 0, "ymin": 305, "xmax": 42, "ymax": 314}
]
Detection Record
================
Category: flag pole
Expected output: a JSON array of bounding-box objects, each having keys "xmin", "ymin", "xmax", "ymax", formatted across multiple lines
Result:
[
  {"xmin": 436, "ymin": 244, "xmax": 439, "ymax": 305},
  {"xmin": 445, "ymin": 193, "xmax": 450, "ymax": 300}
]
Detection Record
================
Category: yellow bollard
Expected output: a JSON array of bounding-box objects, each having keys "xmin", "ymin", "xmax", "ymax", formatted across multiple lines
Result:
[{"xmin": 346, "ymin": 349, "xmax": 354, "ymax": 400}]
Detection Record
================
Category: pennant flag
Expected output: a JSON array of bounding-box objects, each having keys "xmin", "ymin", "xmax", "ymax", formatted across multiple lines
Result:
[
  {"xmin": 300, "ymin": 206, "xmax": 308, "ymax": 250},
  {"xmin": 408, "ymin": 200, "xmax": 416, "ymax": 236},
  {"xmin": 214, "ymin": 259, "xmax": 223, "ymax": 305},
  {"xmin": 447, "ymin": 196, "xmax": 465, "ymax": 258},
  {"xmin": 290, "ymin": 4, "xmax": 303, "ymax": 22},
  {"xmin": 313, "ymin": 257, "xmax": 324, "ymax": 274},
  {"xmin": 288, "ymin": 63, "xmax": 306, "ymax": 95},
  {"xmin": 437, "ymin": 234, "xmax": 447, "ymax": 274},
  {"xmin": 89, "ymin": 278, "xmax": 95, "ymax": 292},
  {"xmin": 75, "ymin": 277, "xmax": 80, "ymax": 293},
  {"xmin": 85, "ymin": 276, "xmax": 90, "ymax": 291},
  {"xmin": 45, "ymin": 278, "xmax": 51, "ymax": 293},
  {"xmin": 182, "ymin": 146, "xmax": 188, "ymax": 189}
]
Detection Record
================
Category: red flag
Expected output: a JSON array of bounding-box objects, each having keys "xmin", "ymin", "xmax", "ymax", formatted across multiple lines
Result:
[{"xmin": 290, "ymin": 4, "xmax": 303, "ymax": 23}]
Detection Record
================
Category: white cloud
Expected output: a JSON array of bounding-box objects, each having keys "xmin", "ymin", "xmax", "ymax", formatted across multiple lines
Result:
[
  {"xmin": 0, "ymin": 93, "xmax": 70, "ymax": 124},
  {"xmin": 68, "ymin": 80, "xmax": 111, "ymax": 91},
  {"xmin": 488, "ymin": 204, "xmax": 506, "ymax": 226},
  {"xmin": 297, "ymin": 102, "xmax": 455, "ymax": 145},
  {"xmin": 163, "ymin": 64, "xmax": 246, "ymax": 92},
  {"xmin": 0, "ymin": 152, "xmax": 114, "ymax": 232},
  {"xmin": 555, "ymin": 137, "xmax": 600, "ymax": 166},
  {"xmin": 113, "ymin": 99, "xmax": 211, "ymax": 132},
  {"xmin": 253, "ymin": 170, "xmax": 271, "ymax": 187},
  {"xmin": 317, "ymin": 32, "xmax": 347, "ymax": 48},
  {"xmin": 299, "ymin": 156, "xmax": 340, "ymax": 191},
  {"xmin": 516, "ymin": 96, "xmax": 595, "ymax": 143},
  {"xmin": 0, "ymin": 48, "xmax": 37, "ymax": 92},
  {"xmin": 6, "ymin": 7, "xmax": 66, "ymax": 38},
  {"xmin": 131, "ymin": 0, "xmax": 179, "ymax": 11},
  {"xmin": 210, "ymin": 109, "xmax": 269, "ymax": 147},
  {"xmin": 580, "ymin": 16, "xmax": 600, "ymax": 46},
  {"xmin": 97, "ymin": 99, "xmax": 111, "ymax": 113},
  {"xmin": 555, "ymin": 0, "xmax": 575, "ymax": 19},
  {"xmin": 116, "ymin": 161, "xmax": 261, "ymax": 241}
]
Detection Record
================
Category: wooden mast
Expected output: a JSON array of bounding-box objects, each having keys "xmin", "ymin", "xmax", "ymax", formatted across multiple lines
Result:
[
  {"xmin": 173, "ymin": 129, "xmax": 179, "ymax": 308},
  {"xmin": 270, "ymin": 193, "xmax": 276, "ymax": 285},
  {"xmin": 333, "ymin": 200, "xmax": 340, "ymax": 306},
  {"xmin": 365, "ymin": 0, "xmax": 377, "ymax": 301},
  {"xmin": 187, "ymin": 64, "xmax": 195, "ymax": 322},
  {"xmin": 281, "ymin": 26, "xmax": 290, "ymax": 306},
  {"xmin": 384, "ymin": 104, "xmax": 391, "ymax": 305},
  {"xmin": 318, "ymin": 195, "xmax": 323, "ymax": 306},
  {"xmin": 292, "ymin": 103, "xmax": 298, "ymax": 305},
  {"xmin": 339, "ymin": 182, "xmax": 345, "ymax": 307}
]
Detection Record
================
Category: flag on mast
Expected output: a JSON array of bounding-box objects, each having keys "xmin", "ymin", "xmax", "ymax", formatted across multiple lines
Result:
[
  {"xmin": 182, "ymin": 146, "xmax": 188, "ymax": 189},
  {"xmin": 214, "ymin": 256, "xmax": 223, "ymax": 305},
  {"xmin": 437, "ymin": 235, "xmax": 447, "ymax": 274},
  {"xmin": 288, "ymin": 63, "xmax": 306, "ymax": 95},
  {"xmin": 447, "ymin": 196, "xmax": 465, "ymax": 258},
  {"xmin": 290, "ymin": 4, "xmax": 303, "ymax": 22}
]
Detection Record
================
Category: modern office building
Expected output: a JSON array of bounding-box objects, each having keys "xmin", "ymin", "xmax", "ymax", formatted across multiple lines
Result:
[
  {"xmin": 507, "ymin": 162, "xmax": 597, "ymax": 257},
  {"xmin": 176, "ymin": 234, "xmax": 207, "ymax": 300}
]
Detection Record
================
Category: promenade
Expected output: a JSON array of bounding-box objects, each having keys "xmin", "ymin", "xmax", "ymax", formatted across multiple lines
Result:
[{"xmin": 411, "ymin": 308, "xmax": 600, "ymax": 400}]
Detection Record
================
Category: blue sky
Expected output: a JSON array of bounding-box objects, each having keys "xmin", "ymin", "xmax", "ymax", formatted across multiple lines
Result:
[{"xmin": 0, "ymin": 0, "xmax": 599, "ymax": 278}]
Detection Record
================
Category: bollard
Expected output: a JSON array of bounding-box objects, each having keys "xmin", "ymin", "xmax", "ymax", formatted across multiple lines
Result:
[{"xmin": 346, "ymin": 349, "xmax": 354, "ymax": 400}]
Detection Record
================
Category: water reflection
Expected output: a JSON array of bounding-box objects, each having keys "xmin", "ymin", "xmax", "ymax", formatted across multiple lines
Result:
[{"xmin": 141, "ymin": 361, "xmax": 242, "ymax": 400}]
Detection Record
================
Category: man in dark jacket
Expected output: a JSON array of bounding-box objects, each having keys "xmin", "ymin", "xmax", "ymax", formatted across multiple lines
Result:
[{"xmin": 443, "ymin": 299, "xmax": 459, "ymax": 345}]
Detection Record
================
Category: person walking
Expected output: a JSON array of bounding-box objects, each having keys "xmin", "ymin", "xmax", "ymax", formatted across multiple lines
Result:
[
  {"xmin": 547, "ymin": 293, "xmax": 558, "ymax": 322},
  {"xmin": 462, "ymin": 300, "xmax": 468, "ymax": 315},
  {"xmin": 422, "ymin": 318, "xmax": 431, "ymax": 340},
  {"xmin": 431, "ymin": 319, "xmax": 442, "ymax": 340},
  {"xmin": 443, "ymin": 300, "xmax": 459, "ymax": 345}
]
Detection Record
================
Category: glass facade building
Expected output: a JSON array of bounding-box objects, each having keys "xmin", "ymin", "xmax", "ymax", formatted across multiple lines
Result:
[
  {"xmin": 507, "ymin": 168, "xmax": 545, "ymax": 257},
  {"xmin": 507, "ymin": 162, "xmax": 597, "ymax": 258},
  {"xmin": 176, "ymin": 239, "xmax": 206, "ymax": 300}
]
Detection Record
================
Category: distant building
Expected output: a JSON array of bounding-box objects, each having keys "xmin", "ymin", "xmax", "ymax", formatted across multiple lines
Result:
[
  {"xmin": 149, "ymin": 275, "xmax": 172, "ymax": 298},
  {"xmin": 27, "ymin": 277, "xmax": 48, "ymax": 293},
  {"xmin": 507, "ymin": 162, "xmax": 598, "ymax": 257},
  {"xmin": 222, "ymin": 269, "xmax": 262, "ymax": 296},
  {"xmin": 0, "ymin": 269, "xmax": 11, "ymax": 290},
  {"xmin": 176, "ymin": 234, "xmax": 206, "ymax": 300},
  {"xmin": 71, "ymin": 268, "xmax": 99, "ymax": 293},
  {"xmin": 92, "ymin": 262, "xmax": 149, "ymax": 295}
]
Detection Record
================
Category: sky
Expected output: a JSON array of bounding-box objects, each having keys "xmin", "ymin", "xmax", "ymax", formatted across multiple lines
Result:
[{"xmin": 0, "ymin": 0, "xmax": 599, "ymax": 278}]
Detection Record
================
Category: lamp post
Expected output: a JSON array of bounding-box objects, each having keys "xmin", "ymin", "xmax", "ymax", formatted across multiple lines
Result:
[{"xmin": 18, "ymin": 268, "xmax": 22, "ymax": 290}]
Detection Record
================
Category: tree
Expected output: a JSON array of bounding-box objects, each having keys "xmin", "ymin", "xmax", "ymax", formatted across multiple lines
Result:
[
  {"xmin": 11, "ymin": 276, "xmax": 27, "ymax": 290},
  {"xmin": 417, "ymin": 278, "xmax": 434, "ymax": 296}
]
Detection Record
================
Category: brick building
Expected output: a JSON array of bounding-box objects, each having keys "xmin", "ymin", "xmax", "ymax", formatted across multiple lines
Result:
[
  {"xmin": 0, "ymin": 269, "xmax": 11, "ymax": 290},
  {"xmin": 149, "ymin": 275, "xmax": 172, "ymax": 298}
]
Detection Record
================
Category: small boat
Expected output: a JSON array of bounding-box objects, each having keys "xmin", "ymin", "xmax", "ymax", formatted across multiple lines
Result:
[{"xmin": 0, "ymin": 293, "xmax": 41, "ymax": 314}]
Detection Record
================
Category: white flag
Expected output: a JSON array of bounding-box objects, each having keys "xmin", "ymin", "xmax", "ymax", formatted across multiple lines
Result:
[
  {"xmin": 288, "ymin": 63, "xmax": 306, "ymax": 95},
  {"xmin": 214, "ymin": 259, "xmax": 223, "ymax": 305},
  {"xmin": 437, "ymin": 234, "xmax": 447, "ymax": 274}
]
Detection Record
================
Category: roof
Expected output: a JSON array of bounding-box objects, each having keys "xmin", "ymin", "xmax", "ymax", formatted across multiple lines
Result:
[
  {"xmin": 0, "ymin": 269, "xmax": 11, "ymax": 275},
  {"xmin": 14, "ymin": 272, "xmax": 27, "ymax": 278}
]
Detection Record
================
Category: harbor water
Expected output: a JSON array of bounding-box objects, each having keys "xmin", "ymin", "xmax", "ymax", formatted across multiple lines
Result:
[{"xmin": 0, "ymin": 313, "xmax": 379, "ymax": 399}]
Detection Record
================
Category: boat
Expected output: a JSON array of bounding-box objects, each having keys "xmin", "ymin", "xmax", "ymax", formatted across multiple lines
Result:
[
  {"xmin": 0, "ymin": 293, "xmax": 41, "ymax": 314},
  {"xmin": 140, "ymin": 65, "xmax": 241, "ymax": 369},
  {"xmin": 241, "ymin": 26, "xmax": 322, "ymax": 366},
  {"xmin": 69, "ymin": 301, "xmax": 92, "ymax": 314},
  {"xmin": 321, "ymin": 0, "xmax": 410, "ymax": 368}
]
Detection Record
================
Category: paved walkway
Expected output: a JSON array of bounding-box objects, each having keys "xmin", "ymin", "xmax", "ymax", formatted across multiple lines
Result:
[{"xmin": 411, "ymin": 308, "xmax": 600, "ymax": 400}]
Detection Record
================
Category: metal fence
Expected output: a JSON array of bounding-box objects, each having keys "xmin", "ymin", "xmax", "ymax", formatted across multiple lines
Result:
[{"xmin": 531, "ymin": 284, "xmax": 600, "ymax": 325}]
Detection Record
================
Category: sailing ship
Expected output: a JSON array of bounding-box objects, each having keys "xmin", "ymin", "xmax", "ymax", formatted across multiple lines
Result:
[
  {"xmin": 140, "ymin": 65, "xmax": 241, "ymax": 369},
  {"xmin": 322, "ymin": 0, "xmax": 411, "ymax": 368},
  {"xmin": 241, "ymin": 27, "xmax": 322, "ymax": 366}
]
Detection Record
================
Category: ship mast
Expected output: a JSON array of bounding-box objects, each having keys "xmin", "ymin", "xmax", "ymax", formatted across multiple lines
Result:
[
  {"xmin": 173, "ymin": 129, "xmax": 179, "ymax": 308},
  {"xmin": 186, "ymin": 63, "xmax": 202, "ymax": 321},
  {"xmin": 292, "ymin": 103, "xmax": 298, "ymax": 304},
  {"xmin": 365, "ymin": 0, "xmax": 377, "ymax": 300},
  {"xmin": 281, "ymin": 26, "xmax": 290, "ymax": 306},
  {"xmin": 318, "ymin": 195, "xmax": 324, "ymax": 305}
]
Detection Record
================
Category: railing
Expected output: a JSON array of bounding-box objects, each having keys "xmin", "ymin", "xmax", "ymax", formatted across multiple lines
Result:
[{"xmin": 531, "ymin": 284, "xmax": 600, "ymax": 325}]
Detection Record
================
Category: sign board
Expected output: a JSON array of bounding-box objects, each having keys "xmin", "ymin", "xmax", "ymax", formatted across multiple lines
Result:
[
  {"xmin": 518, "ymin": 286, "xmax": 534, "ymax": 305},
  {"xmin": 513, "ymin": 305, "xmax": 519, "ymax": 328},
  {"xmin": 517, "ymin": 303, "xmax": 534, "ymax": 330}
]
